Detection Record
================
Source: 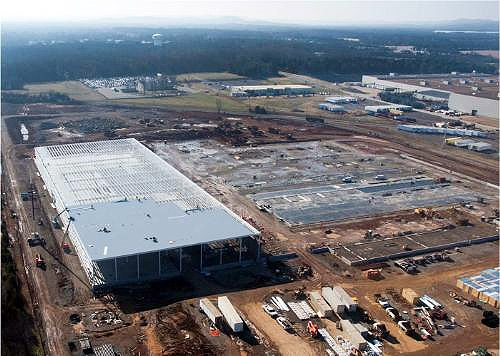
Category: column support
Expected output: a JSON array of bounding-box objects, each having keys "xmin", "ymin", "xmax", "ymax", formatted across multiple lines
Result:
[
  {"xmin": 239, "ymin": 238, "xmax": 242, "ymax": 263},
  {"xmin": 158, "ymin": 251, "xmax": 161, "ymax": 276},
  {"xmin": 219, "ymin": 248, "xmax": 223, "ymax": 265},
  {"xmin": 114, "ymin": 258, "xmax": 118, "ymax": 281},
  {"xmin": 179, "ymin": 247, "xmax": 183, "ymax": 273},
  {"xmin": 200, "ymin": 244, "xmax": 203, "ymax": 271},
  {"xmin": 137, "ymin": 255, "xmax": 140, "ymax": 280}
]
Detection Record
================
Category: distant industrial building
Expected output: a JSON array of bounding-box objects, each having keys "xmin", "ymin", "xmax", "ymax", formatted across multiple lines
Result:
[
  {"xmin": 136, "ymin": 74, "xmax": 175, "ymax": 94},
  {"xmin": 365, "ymin": 104, "xmax": 412, "ymax": 113},
  {"xmin": 362, "ymin": 73, "xmax": 499, "ymax": 118},
  {"xmin": 325, "ymin": 96, "xmax": 358, "ymax": 104},
  {"xmin": 398, "ymin": 124, "xmax": 488, "ymax": 137},
  {"xmin": 318, "ymin": 103, "xmax": 345, "ymax": 112},
  {"xmin": 230, "ymin": 84, "xmax": 313, "ymax": 97},
  {"xmin": 445, "ymin": 138, "xmax": 493, "ymax": 152},
  {"xmin": 34, "ymin": 139, "xmax": 260, "ymax": 290}
]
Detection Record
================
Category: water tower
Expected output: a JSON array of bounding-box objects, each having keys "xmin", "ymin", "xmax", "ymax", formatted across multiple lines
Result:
[{"xmin": 152, "ymin": 34, "xmax": 162, "ymax": 47}]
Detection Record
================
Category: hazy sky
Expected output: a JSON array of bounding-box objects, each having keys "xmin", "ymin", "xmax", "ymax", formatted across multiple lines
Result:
[{"xmin": 3, "ymin": 0, "xmax": 499, "ymax": 24}]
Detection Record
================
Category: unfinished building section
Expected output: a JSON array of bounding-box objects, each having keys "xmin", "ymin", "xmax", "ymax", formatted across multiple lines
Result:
[{"xmin": 34, "ymin": 138, "xmax": 260, "ymax": 290}]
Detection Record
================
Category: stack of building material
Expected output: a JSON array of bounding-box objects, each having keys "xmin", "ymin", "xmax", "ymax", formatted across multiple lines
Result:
[
  {"xmin": 308, "ymin": 291, "xmax": 333, "ymax": 318},
  {"xmin": 217, "ymin": 296, "xmax": 244, "ymax": 333},
  {"xmin": 322, "ymin": 287, "xmax": 347, "ymax": 314},
  {"xmin": 333, "ymin": 286, "xmax": 358, "ymax": 312},
  {"xmin": 288, "ymin": 302, "xmax": 310, "ymax": 320},
  {"xmin": 271, "ymin": 295, "xmax": 290, "ymax": 311},
  {"xmin": 402, "ymin": 288, "xmax": 419, "ymax": 305},
  {"xmin": 340, "ymin": 319, "xmax": 368, "ymax": 351},
  {"xmin": 457, "ymin": 267, "xmax": 500, "ymax": 307},
  {"xmin": 200, "ymin": 298, "xmax": 223, "ymax": 325},
  {"xmin": 318, "ymin": 328, "xmax": 348, "ymax": 356},
  {"xmin": 419, "ymin": 295, "xmax": 442, "ymax": 310}
]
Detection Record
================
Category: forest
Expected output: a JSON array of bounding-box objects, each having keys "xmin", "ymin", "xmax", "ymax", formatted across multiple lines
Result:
[{"xmin": 2, "ymin": 26, "xmax": 498, "ymax": 89}]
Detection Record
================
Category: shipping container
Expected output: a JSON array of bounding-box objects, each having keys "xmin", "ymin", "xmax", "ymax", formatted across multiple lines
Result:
[
  {"xmin": 217, "ymin": 296, "xmax": 244, "ymax": 333},
  {"xmin": 321, "ymin": 287, "xmax": 346, "ymax": 314},
  {"xmin": 308, "ymin": 290, "xmax": 333, "ymax": 318},
  {"xmin": 200, "ymin": 298, "xmax": 223, "ymax": 325},
  {"xmin": 340, "ymin": 319, "xmax": 367, "ymax": 351},
  {"xmin": 333, "ymin": 286, "xmax": 358, "ymax": 312}
]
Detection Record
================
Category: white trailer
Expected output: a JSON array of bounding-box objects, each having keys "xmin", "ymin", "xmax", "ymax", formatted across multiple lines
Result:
[
  {"xmin": 308, "ymin": 290, "xmax": 333, "ymax": 318},
  {"xmin": 217, "ymin": 296, "xmax": 244, "ymax": 333},
  {"xmin": 340, "ymin": 319, "xmax": 367, "ymax": 351},
  {"xmin": 322, "ymin": 287, "xmax": 346, "ymax": 314},
  {"xmin": 200, "ymin": 298, "xmax": 223, "ymax": 325},
  {"xmin": 333, "ymin": 286, "xmax": 358, "ymax": 312}
]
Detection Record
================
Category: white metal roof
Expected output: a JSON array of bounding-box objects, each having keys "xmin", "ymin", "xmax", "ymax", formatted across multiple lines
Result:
[
  {"xmin": 34, "ymin": 138, "xmax": 259, "ymax": 261},
  {"xmin": 231, "ymin": 84, "xmax": 312, "ymax": 91}
]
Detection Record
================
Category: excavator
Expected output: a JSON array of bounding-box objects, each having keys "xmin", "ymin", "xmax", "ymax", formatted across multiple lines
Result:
[
  {"xmin": 415, "ymin": 207, "xmax": 435, "ymax": 219},
  {"xmin": 306, "ymin": 320, "xmax": 318, "ymax": 338}
]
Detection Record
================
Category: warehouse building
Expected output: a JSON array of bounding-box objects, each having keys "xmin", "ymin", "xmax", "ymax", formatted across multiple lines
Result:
[
  {"xmin": 365, "ymin": 104, "xmax": 412, "ymax": 113},
  {"xmin": 319, "ymin": 103, "xmax": 345, "ymax": 112},
  {"xmin": 325, "ymin": 96, "xmax": 358, "ymax": 104},
  {"xmin": 398, "ymin": 124, "xmax": 488, "ymax": 137},
  {"xmin": 362, "ymin": 74, "xmax": 499, "ymax": 118},
  {"xmin": 34, "ymin": 138, "xmax": 260, "ymax": 290},
  {"xmin": 230, "ymin": 84, "xmax": 313, "ymax": 97}
]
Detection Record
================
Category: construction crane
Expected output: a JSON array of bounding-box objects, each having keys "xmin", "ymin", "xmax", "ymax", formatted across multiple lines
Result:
[
  {"xmin": 51, "ymin": 208, "xmax": 69, "ymax": 229},
  {"xmin": 61, "ymin": 216, "xmax": 75, "ymax": 253}
]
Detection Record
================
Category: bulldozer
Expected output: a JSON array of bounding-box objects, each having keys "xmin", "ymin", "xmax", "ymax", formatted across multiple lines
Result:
[{"xmin": 306, "ymin": 320, "xmax": 319, "ymax": 338}]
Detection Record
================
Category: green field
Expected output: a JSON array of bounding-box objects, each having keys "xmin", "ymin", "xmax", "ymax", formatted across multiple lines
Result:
[
  {"xmin": 176, "ymin": 72, "xmax": 245, "ymax": 82},
  {"xmin": 24, "ymin": 81, "xmax": 105, "ymax": 101},
  {"xmin": 116, "ymin": 92, "xmax": 248, "ymax": 112}
]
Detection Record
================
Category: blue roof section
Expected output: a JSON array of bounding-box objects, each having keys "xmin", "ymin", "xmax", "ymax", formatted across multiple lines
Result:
[{"xmin": 71, "ymin": 200, "xmax": 258, "ymax": 261}]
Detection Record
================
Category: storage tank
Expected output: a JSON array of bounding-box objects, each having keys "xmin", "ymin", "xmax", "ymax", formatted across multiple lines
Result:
[
  {"xmin": 308, "ymin": 290, "xmax": 333, "ymax": 318},
  {"xmin": 200, "ymin": 298, "xmax": 223, "ymax": 325},
  {"xmin": 321, "ymin": 287, "xmax": 346, "ymax": 314},
  {"xmin": 217, "ymin": 296, "xmax": 244, "ymax": 332},
  {"xmin": 333, "ymin": 286, "xmax": 358, "ymax": 312}
]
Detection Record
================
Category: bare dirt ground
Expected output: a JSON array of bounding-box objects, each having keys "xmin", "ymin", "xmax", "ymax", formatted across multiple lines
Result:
[{"xmin": 2, "ymin": 98, "xmax": 498, "ymax": 356}]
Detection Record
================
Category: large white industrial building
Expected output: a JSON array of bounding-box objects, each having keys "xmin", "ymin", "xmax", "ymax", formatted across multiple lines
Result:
[
  {"xmin": 230, "ymin": 84, "xmax": 313, "ymax": 97},
  {"xmin": 34, "ymin": 138, "xmax": 260, "ymax": 290},
  {"xmin": 362, "ymin": 74, "xmax": 499, "ymax": 119}
]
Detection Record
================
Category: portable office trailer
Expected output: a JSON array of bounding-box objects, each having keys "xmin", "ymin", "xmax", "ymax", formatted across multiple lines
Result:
[
  {"xmin": 308, "ymin": 290, "xmax": 333, "ymax": 318},
  {"xmin": 200, "ymin": 298, "xmax": 223, "ymax": 325},
  {"xmin": 333, "ymin": 286, "xmax": 357, "ymax": 312},
  {"xmin": 321, "ymin": 287, "xmax": 346, "ymax": 314},
  {"xmin": 340, "ymin": 319, "xmax": 368, "ymax": 351},
  {"xmin": 218, "ymin": 296, "xmax": 244, "ymax": 332}
]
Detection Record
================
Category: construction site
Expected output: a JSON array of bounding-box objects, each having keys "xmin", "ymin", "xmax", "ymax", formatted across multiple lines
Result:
[{"xmin": 2, "ymin": 72, "xmax": 499, "ymax": 356}]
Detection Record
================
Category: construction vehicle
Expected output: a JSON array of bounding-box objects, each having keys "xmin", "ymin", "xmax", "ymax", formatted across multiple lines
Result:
[
  {"xmin": 306, "ymin": 320, "xmax": 319, "ymax": 338},
  {"xmin": 35, "ymin": 254, "xmax": 46, "ymax": 269},
  {"xmin": 60, "ymin": 216, "xmax": 75, "ymax": 253},
  {"xmin": 27, "ymin": 232, "xmax": 46, "ymax": 247},
  {"xmin": 370, "ymin": 322, "xmax": 389, "ymax": 338},
  {"xmin": 415, "ymin": 207, "xmax": 435, "ymax": 219}
]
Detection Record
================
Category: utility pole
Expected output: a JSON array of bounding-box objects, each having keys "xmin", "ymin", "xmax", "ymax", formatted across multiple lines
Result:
[{"xmin": 30, "ymin": 175, "xmax": 35, "ymax": 220}]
